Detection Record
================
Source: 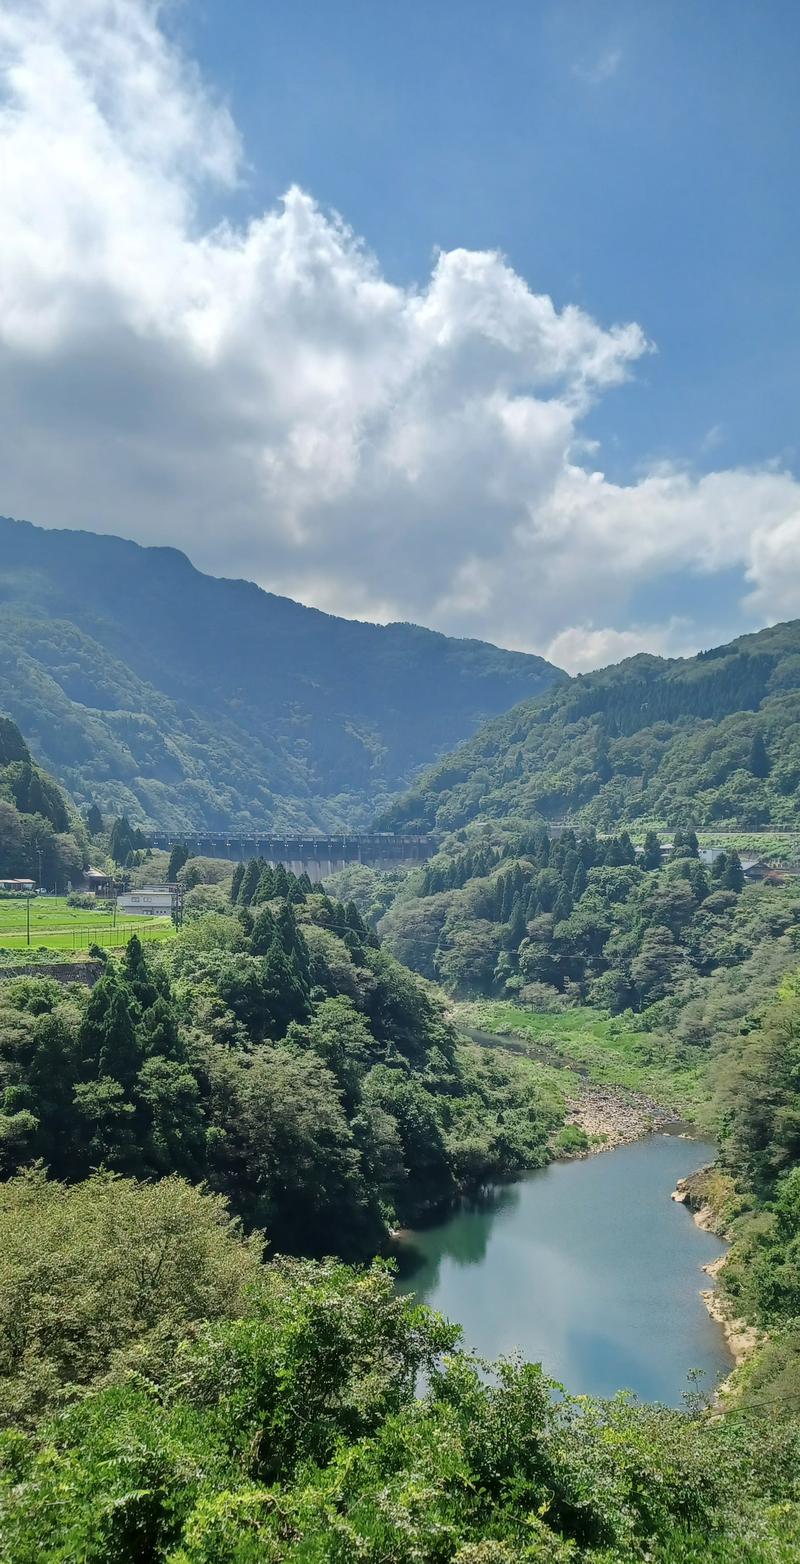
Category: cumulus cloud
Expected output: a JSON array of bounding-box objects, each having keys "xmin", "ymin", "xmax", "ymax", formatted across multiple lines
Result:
[
  {"xmin": 545, "ymin": 620, "xmax": 696, "ymax": 676},
  {"xmin": 1, "ymin": 0, "xmax": 799, "ymax": 670}
]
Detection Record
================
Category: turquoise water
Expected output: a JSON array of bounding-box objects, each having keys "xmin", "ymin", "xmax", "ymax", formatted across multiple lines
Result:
[{"xmin": 396, "ymin": 1135, "xmax": 731, "ymax": 1406}]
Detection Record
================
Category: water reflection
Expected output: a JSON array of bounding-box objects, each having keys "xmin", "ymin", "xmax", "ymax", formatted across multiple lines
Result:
[
  {"xmin": 395, "ymin": 1184, "xmax": 520, "ymax": 1282},
  {"xmin": 396, "ymin": 1135, "xmax": 732, "ymax": 1407}
]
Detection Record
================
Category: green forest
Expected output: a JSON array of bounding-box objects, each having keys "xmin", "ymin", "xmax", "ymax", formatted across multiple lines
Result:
[
  {"xmin": 379, "ymin": 619, "xmax": 800, "ymax": 834},
  {"xmin": 380, "ymin": 824, "xmax": 797, "ymax": 1019},
  {"xmin": 0, "ymin": 717, "xmax": 86, "ymax": 888},
  {"xmin": 1, "ymin": 647, "xmax": 800, "ymax": 1559},
  {"xmin": 0, "ymin": 834, "xmax": 797, "ymax": 1557},
  {"xmin": 0, "ymin": 516, "xmax": 561, "ymax": 833}
]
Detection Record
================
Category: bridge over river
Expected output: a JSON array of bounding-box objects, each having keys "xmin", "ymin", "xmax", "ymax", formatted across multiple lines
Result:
[{"xmin": 147, "ymin": 832, "xmax": 438, "ymax": 876}]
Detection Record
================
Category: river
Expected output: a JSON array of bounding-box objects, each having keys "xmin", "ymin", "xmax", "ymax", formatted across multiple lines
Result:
[{"xmin": 396, "ymin": 1134, "xmax": 731, "ymax": 1406}]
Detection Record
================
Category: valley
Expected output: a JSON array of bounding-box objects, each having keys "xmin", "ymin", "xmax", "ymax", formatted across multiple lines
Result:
[{"xmin": 2, "ymin": 591, "xmax": 800, "ymax": 1560}]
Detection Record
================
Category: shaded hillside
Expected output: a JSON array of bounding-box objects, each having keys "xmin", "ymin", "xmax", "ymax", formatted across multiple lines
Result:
[
  {"xmin": 379, "ymin": 621, "xmax": 800, "ymax": 834},
  {"xmin": 0, "ymin": 716, "xmax": 85, "ymax": 886},
  {"xmin": 0, "ymin": 516, "xmax": 564, "ymax": 832}
]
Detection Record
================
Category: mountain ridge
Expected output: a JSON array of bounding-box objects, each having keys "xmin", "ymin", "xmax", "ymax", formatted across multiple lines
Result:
[
  {"xmin": 378, "ymin": 618, "xmax": 800, "ymax": 833},
  {"xmin": 0, "ymin": 515, "xmax": 565, "ymax": 831}
]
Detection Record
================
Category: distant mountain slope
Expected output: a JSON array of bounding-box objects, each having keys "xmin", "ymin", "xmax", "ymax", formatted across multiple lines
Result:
[
  {"xmin": 0, "ymin": 516, "xmax": 565, "ymax": 831},
  {"xmin": 378, "ymin": 621, "xmax": 800, "ymax": 833}
]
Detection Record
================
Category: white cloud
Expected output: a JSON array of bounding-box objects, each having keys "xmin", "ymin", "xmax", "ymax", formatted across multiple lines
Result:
[
  {"xmin": 0, "ymin": 0, "xmax": 799, "ymax": 672},
  {"xmin": 545, "ymin": 620, "xmax": 696, "ymax": 675},
  {"xmin": 573, "ymin": 48, "xmax": 623, "ymax": 85},
  {"xmin": 745, "ymin": 510, "xmax": 800, "ymax": 623}
]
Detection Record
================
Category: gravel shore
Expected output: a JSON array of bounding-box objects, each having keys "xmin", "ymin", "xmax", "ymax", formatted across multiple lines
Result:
[{"xmin": 563, "ymin": 1081, "xmax": 676, "ymax": 1155}]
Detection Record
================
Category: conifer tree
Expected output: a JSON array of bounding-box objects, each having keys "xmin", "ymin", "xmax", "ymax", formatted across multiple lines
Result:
[
  {"xmin": 505, "ymin": 895, "xmax": 527, "ymax": 951},
  {"xmin": 138, "ymin": 995, "xmax": 182, "ymax": 1060},
  {"xmin": 253, "ymin": 865, "xmax": 276, "ymax": 904},
  {"xmin": 250, "ymin": 905, "xmax": 276, "ymax": 956},
  {"xmin": 722, "ymin": 849, "xmax": 745, "ymax": 893},
  {"xmin": 237, "ymin": 858, "xmax": 262, "ymax": 906},
  {"xmin": 749, "ymin": 731, "xmax": 771, "ymax": 778},
  {"xmin": 78, "ymin": 971, "xmax": 141, "ymax": 1088},
  {"xmin": 262, "ymin": 936, "xmax": 310, "ymax": 1037},
  {"xmin": 166, "ymin": 842, "xmax": 189, "ymax": 883},
  {"xmin": 121, "ymin": 935, "xmax": 162, "ymax": 1011},
  {"xmin": 642, "ymin": 831, "xmax": 663, "ymax": 871},
  {"xmin": 86, "ymin": 802, "xmax": 104, "ymax": 836},
  {"xmin": 571, "ymin": 862, "xmax": 588, "ymax": 901},
  {"xmin": 230, "ymin": 862, "xmax": 245, "ymax": 903}
]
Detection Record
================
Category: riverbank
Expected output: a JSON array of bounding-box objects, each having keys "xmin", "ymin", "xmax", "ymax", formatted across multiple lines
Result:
[
  {"xmin": 671, "ymin": 1170, "xmax": 762, "ymax": 1385},
  {"xmin": 451, "ymin": 999, "xmax": 711, "ymax": 1121},
  {"xmin": 563, "ymin": 1080, "xmax": 676, "ymax": 1155},
  {"xmin": 456, "ymin": 1011, "xmax": 679, "ymax": 1157}
]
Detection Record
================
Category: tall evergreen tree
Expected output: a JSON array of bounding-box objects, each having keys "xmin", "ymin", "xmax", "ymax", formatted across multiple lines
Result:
[
  {"xmin": 237, "ymin": 858, "xmax": 262, "ymax": 906},
  {"xmin": 642, "ymin": 831, "xmax": 663, "ymax": 871},
  {"xmin": 749, "ymin": 731, "xmax": 771, "ymax": 778},
  {"xmin": 166, "ymin": 842, "xmax": 189, "ymax": 882},
  {"xmin": 250, "ymin": 905, "xmax": 276, "ymax": 956},
  {"xmin": 86, "ymin": 802, "xmax": 103, "ymax": 837},
  {"xmin": 253, "ymin": 865, "xmax": 276, "ymax": 904},
  {"xmin": 121, "ymin": 934, "xmax": 163, "ymax": 1011},
  {"xmin": 722, "ymin": 849, "xmax": 745, "ymax": 893},
  {"xmin": 505, "ymin": 895, "xmax": 527, "ymax": 951},
  {"xmin": 571, "ymin": 862, "xmax": 588, "ymax": 900},
  {"xmin": 77, "ymin": 971, "xmax": 141, "ymax": 1088}
]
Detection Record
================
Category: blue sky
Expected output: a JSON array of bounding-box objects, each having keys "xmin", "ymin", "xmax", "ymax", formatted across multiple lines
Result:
[
  {"xmin": 182, "ymin": 0, "xmax": 799, "ymax": 477},
  {"xmin": 0, "ymin": 0, "xmax": 798, "ymax": 669}
]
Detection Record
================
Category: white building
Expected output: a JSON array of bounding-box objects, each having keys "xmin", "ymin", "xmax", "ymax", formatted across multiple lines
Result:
[{"xmin": 116, "ymin": 886, "xmax": 173, "ymax": 916}]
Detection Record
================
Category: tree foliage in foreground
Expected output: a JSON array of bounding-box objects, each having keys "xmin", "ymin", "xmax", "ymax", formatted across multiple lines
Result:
[{"xmin": 1, "ymin": 1232, "xmax": 799, "ymax": 1563}]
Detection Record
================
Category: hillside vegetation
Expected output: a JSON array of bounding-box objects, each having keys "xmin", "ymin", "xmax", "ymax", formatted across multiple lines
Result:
[
  {"xmin": 380, "ymin": 620, "xmax": 800, "ymax": 834},
  {"xmin": 0, "ymin": 716, "xmax": 85, "ymax": 889},
  {"xmin": 1, "ymin": 849, "xmax": 800, "ymax": 1556},
  {"xmin": 0, "ymin": 516, "xmax": 563, "ymax": 832}
]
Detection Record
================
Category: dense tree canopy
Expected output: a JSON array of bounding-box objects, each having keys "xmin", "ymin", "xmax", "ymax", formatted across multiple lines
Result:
[
  {"xmin": 0, "ymin": 867, "xmax": 563, "ymax": 1262},
  {"xmin": 381, "ymin": 827, "xmax": 777, "ymax": 1017},
  {"xmin": 0, "ymin": 717, "xmax": 85, "ymax": 887},
  {"xmin": 379, "ymin": 619, "xmax": 800, "ymax": 834}
]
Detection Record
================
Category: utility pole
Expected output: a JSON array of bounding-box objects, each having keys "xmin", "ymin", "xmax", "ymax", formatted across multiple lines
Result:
[{"xmin": 26, "ymin": 891, "xmax": 31, "ymax": 947}]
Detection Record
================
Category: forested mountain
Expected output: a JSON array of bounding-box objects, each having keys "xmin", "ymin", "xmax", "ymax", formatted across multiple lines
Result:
[
  {"xmin": 0, "ymin": 716, "xmax": 85, "ymax": 886},
  {"xmin": 380, "ymin": 620, "xmax": 800, "ymax": 834},
  {"xmin": 0, "ymin": 516, "xmax": 564, "ymax": 832}
]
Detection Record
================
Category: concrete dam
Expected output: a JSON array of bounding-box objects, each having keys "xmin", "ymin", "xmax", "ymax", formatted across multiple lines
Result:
[{"xmin": 147, "ymin": 832, "xmax": 437, "ymax": 877}]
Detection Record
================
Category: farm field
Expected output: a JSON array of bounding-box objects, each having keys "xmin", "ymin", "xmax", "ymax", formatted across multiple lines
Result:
[{"xmin": 0, "ymin": 896, "xmax": 174, "ymax": 952}]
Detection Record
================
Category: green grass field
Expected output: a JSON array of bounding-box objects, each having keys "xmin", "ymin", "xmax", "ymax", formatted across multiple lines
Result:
[
  {"xmin": 451, "ymin": 998, "xmax": 712, "ymax": 1120},
  {"xmin": 0, "ymin": 896, "xmax": 175, "ymax": 953}
]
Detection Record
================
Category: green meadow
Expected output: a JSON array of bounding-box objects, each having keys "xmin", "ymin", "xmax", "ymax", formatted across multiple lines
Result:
[
  {"xmin": 452, "ymin": 998, "xmax": 711, "ymax": 1119},
  {"xmin": 0, "ymin": 896, "xmax": 174, "ymax": 953}
]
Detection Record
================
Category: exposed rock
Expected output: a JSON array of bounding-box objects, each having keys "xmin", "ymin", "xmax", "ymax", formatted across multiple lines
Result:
[{"xmin": 562, "ymin": 1082, "xmax": 674, "ymax": 1157}]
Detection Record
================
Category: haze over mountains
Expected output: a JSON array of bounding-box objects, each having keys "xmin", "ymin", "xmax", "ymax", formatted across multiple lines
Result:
[{"xmin": 0, "ymin": 516, "xmax": 564, "ymax": 833}]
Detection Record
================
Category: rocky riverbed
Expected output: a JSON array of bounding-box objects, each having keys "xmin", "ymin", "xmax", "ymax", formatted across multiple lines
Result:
[{"xmin": 563, "ymin": 1081, "xmax": 676, "ymax": 1155}]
